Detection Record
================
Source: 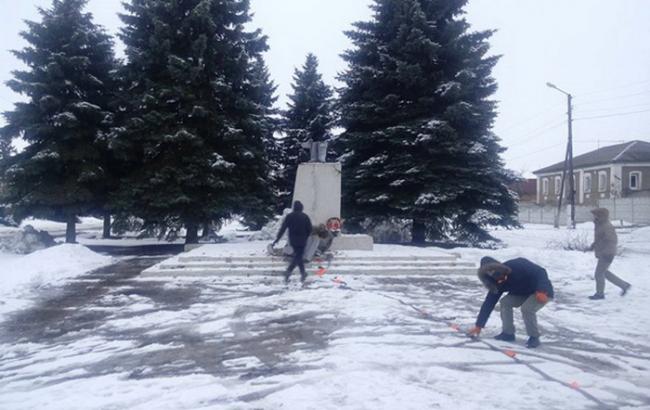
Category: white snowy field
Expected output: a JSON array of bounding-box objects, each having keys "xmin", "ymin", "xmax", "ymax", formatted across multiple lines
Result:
[{"xmin": 0, "ymin": 224, "xmax": 648, "ymax": 409}]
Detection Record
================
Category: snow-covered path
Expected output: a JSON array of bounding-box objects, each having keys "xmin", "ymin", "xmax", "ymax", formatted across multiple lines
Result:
[{"xmin": 1, "ymin": 244, "xmax": 648, "ymax": 409}]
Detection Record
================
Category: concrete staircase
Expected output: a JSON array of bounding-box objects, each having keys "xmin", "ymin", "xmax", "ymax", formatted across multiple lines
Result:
[{"xmin": 142, "ymin": 252, "xmax": 477, "ymax": 277}]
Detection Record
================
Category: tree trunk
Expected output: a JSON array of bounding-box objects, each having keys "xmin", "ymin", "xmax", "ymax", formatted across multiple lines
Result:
[
  {"xmin": 102, "ymin": 211, "xmax": 111, "ymax": 239},
  {"xmin": 66, "ymin": 214, "xmax": 77, "ymax": 244},
  {"xmin": 185, "ymin": 222, "xmax": 199, "ymax": 244},
  {"xmin": 411, "ymin": 219, "xmax": 426, "ymax": 244},
  {"xmin": 201, "ymin": 222, "xmax": 211, "ymax": 239}
]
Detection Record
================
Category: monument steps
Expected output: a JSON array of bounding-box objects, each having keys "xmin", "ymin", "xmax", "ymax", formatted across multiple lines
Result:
[
  {"xmin": 176, "ymin": 255, "xmax": 458, "ymax": 263},
  {"xmin": 156, "ymin": 261, "xmax": 475, "ymax": 270},
  {"xmin": 143, "ymin": 253, "xmax": 477, "ymax": 277}
]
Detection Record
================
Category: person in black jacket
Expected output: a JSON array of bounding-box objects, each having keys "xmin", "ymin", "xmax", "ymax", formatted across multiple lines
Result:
[
  {"xmin": 468, "ymin": 256, "xmax": 554, "ymax": 348},
  {"xmin": 272, "ymin": 201, "xmax": 313, "ymax": 283}
]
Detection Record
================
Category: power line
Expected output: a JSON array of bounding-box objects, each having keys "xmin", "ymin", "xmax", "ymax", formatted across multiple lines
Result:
[
  {"xmin": 574, "ymin": 108, "xmax": 650, "ymax": 121},
  {"xmin": 574, "ymin": 139, "xmax": 626, "ymax": 144},
  {"xmin": 575, "ymin": 89, "xmax": 650, "ymax": 106},
  {"xmin": 575, "ymin": 100, "xmax": 650, "ymax": 115},
  {"xmin": 498, "ymin": 103, "xmax": 565, "ymax": 133},
  {"xmin": 576, "ymin": 78, "xmax": 650, "ymax": 98},
  {"xmin": 504, "ymin": 119, "xmax": 566, "ymax": 149},
  {"xmin": 509, "ymin": 142, "xmax": 565, "ymax": 161}
]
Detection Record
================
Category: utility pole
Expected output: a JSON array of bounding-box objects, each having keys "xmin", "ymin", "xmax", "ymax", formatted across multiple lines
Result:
[
  {"xmin": 547, "ymin": 82, "xmax": 576, "ymax": 229},
  {"xmin": 567, "ymin": 93, "xmax": 575, "ymax": 229}
]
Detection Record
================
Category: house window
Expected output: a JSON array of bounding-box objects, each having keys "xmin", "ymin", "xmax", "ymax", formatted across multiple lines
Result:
[
  {"xmin": 542, "ymin": 178, "xmax": 549, "ymax": 195},
  {"xmin": 584, "ymin": 174, "xmax": 592, "ymax": 193},
  {"xmin": 554, "ymin": 177, "xmax": 561, "ymax": 195},
  {"xmin": 629, "ymin": 172, "xmax": 641, "ymax": 190},
  {"xmin": 598, "ymin": 171, "xmax": 608, "ymax": 192}
]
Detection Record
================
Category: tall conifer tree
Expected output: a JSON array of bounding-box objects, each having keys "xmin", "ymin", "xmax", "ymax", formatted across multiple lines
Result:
[
  {"xmin": 0, "ymin": 136, "xmax": 12, "ymax": 161},
  {"xmin": 280, "ymin": 53, "xmax": 334, "ymax": 207},
  {"xmin": 236, "ymin": 55, "xmax": 281, "ymax": 227},
  {"xmin": 337, "ymin": 0, "xmax": 518, "ymax": 244},
  {"xmin": 117, "ymin": 0, "xmax": 271, "ymax": 243},
  {"xmin": 0, "ymin": 0, "xmax": 116, "ymax": 243}
]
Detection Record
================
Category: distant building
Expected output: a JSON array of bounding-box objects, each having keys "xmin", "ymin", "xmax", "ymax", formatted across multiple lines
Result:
[
  {"xmin": 533, "ymin": 140, "xmax": 650, "ymax": 205},
  {"xmin": 510, "ymin": 178, "xmax": 537, "ymax": 203}
]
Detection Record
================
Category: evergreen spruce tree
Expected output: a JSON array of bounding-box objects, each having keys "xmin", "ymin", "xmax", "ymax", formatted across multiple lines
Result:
[
  {"xmin": 97, "ymin": 59, "xmax": 125, "ymax": 239},
  {"xmin": 0, "ymin": 137, "xmax": 12, "ymax": 225},
  {"xmin": 236, "ymin": 55, "xmax": 281, "ymax": 228},
  {"xmin": 280, "ymin": 53, "xmax": 334, "ymax": 208},
  {"xmin": 0, "ymin": 136, "xmax": 12, "ymax": 163},
  {"xmin": 337, "ymin": 0, "xmax": 518, "ymax": 244},
  {"xmin": 0, "ymin": 0, "xmax": 116, "ymax": 243},
  {"xmin": 117, "ymin": 0, "xmax": 272, "ymax": 243}
]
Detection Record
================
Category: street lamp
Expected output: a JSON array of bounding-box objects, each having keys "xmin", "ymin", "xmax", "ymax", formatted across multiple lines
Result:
[
  {"xmin": 546, "ymin": 82, "xmax": 575, "ymax": 229},
  {"xmin": 546, "ymin": 82, "xmax": 570, "ymax": 96}
]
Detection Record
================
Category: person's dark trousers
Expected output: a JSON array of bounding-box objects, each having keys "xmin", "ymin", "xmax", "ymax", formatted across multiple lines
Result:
[{"xmin": 286, "ymin": 245, "xmax": 307, "ymax": 281}]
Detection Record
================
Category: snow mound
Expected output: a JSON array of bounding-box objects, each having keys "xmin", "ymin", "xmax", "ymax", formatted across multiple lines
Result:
[
  {"xmin": 0, "ymin": 244, "xmax": 113, "ymax": 320},
  {"xmin": 0, "ymin": 225, "xmax": 56, "ymax": 254},
  {"xmin": 2, "ymin": 244, "xmax": 111, "ymax": 289}
]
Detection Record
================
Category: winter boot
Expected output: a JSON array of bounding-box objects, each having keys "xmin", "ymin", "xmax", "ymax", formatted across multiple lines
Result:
[
  {"xmin": 526, "ymin": 336, "xmax": 541, "ymax": 348},
  {"xmin": 589, "ymin": 293, "xmax": 605, "ymax": 300},
  {"xmin": 621, "ymin": 284, "xmax": 631, "ymax": 296},
  {"xmin": 494, "ymin": 332, "xmax": 515, "ymax": 342}
]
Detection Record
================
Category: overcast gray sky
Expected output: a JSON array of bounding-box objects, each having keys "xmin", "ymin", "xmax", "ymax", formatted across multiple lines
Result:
[{"xmin": 2, "ymin": 0, "xmax": 649, "ymax": 176}]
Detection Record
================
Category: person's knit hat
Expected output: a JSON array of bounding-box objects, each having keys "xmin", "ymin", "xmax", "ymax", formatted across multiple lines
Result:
[
  {"xmin": 477, "ymin": 256, "xmax": 512, "ymax": 293},
  {"xmin": 590, "ymin": 208, "xmax": 609, "ymax": 222},
  {"xmin": 480, "ymin": 256, "xmax": 499, "ymax": 267}
]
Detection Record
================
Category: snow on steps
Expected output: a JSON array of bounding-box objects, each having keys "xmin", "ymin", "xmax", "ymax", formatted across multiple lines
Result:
[{"xmin": 142, "ymin": 242, "xmax": 477, "ymax": 277}]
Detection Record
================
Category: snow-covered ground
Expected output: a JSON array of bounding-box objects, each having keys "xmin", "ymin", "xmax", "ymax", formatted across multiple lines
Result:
[
  {"xmin": 0, "ymin": 224, "xmax": 649, "ymax": 409},
  {"xmin": 0, "ymin": 244, "xmax": 113, "ymax": 321}
]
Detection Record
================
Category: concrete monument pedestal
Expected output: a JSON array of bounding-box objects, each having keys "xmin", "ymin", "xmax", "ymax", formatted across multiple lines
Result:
[
  {"xmin": 293, "ymin": 162, "xmax": 373, "ymax": 251},
  {"xmin": 292, "ymin": 162, "xmax": 342, "ymax": 226}
]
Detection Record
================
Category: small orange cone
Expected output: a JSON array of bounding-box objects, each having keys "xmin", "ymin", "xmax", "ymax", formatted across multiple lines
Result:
[{"xmin": 504, "ymin": 350, "xmax": 517, "ymax": 358}]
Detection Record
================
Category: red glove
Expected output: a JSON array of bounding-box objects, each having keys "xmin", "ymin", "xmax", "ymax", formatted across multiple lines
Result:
[
  {"xmin": 535, "ymin": 291, "xmax": 549, "ymax": 304},
  {"xmin": 468, "ymin": 326, "xmax": 482, "ymax": 338}
]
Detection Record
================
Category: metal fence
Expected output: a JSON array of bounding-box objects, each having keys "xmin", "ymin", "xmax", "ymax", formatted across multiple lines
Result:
[{"xmin": 518, "ymin": 197, "xmax": 650, "ymax": 225}]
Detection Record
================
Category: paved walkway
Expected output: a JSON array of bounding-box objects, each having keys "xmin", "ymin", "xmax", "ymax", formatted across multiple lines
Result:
[{"xmin": 1, "ymin": 258, "xmax": 649, "ymax": 409}]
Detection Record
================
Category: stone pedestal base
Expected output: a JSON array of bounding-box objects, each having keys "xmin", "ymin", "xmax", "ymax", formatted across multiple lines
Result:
[{"xmin": 331, "ymin": 234, "xmax": 374, "ymax": 251}]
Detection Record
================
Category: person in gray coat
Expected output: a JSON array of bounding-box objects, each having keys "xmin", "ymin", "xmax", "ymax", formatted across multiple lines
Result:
[{"xmin": 588, "ymin": 208, "xmax": 631, "ymax": 300}]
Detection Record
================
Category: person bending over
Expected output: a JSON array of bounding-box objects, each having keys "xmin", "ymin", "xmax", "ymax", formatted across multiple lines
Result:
[{"xmin": 468, "ymin": 256, "xmax": 554, "ymax": 348}]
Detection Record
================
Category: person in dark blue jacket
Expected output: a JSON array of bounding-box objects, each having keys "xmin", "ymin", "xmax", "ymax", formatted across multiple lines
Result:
[
  {"xmin": 468, "ymin": 256, "xmax": 554, "ymax": 348},
  {"xmin": 273, "ymin": 201, "xmax": 313, "ymax": 283}
]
